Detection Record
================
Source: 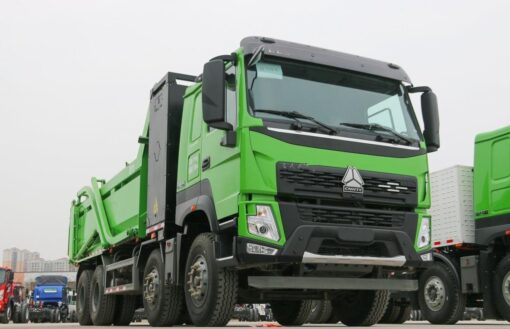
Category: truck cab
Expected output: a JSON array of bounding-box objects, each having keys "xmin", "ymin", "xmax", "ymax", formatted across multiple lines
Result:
[{"xmin": 0, "ymin": 267, "xmax": 14, "ymax": 323}]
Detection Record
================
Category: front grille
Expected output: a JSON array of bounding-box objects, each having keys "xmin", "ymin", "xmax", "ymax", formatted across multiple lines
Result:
[
  {"xmin": 297, "ymin": 204, "xmax": 405, "ymax": 227},
  {"xmin": 277, "ymin": 163, "xmax": 418, "ymax": 208},
  {"xmin": 317, "ymin": 239, "xmax": 384, "ymax": 257}
]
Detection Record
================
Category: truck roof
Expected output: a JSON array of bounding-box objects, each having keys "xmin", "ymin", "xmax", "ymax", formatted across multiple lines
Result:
[
  {"xmin": 35, "ymin": 275, "xmax": 68, "ymax": 286},
  {"xmin": 241, "ymin": 36, "xmax": 411, "ymax": 83}
]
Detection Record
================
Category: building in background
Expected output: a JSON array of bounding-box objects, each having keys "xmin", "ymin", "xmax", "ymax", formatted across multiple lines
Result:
[
  {"xmin": 2, "ymin": 248, "xmax": 76, "ymax": 288},
  {"xmin": 2, "ymin": 248, "xmax": 40, "ymax": 272},
  {"xmin": 27, "ymin": 257, "xmax": 75, "ymax": 272}
]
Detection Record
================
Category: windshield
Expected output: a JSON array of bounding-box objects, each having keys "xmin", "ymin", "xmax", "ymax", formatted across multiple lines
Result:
[
  {"xmin": 0, "ymin": 270, "xmax": 5, "ymax": 284},
  {"xmin": 247, "ymin": 57, "xmax": 421, "ymax": 142}
]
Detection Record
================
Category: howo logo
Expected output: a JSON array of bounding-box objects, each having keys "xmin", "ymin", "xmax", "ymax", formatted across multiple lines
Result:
[{"xmin": 342, "ymin": 166, "xmax": 364, "ymax": 194}]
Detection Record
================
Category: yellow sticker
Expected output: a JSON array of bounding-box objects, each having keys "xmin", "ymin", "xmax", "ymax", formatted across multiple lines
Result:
[{"xmin": 152, "ymin": 199, "xmax": 159, "ymax": 216}]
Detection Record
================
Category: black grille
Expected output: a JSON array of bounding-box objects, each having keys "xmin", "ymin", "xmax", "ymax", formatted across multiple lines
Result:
[
  {"xmin": 277, "ymin": 163, "xmax": 418, "ymax": 208},
  {"xmin": 317, "ymin": 239, "xmax": 384, "ymax": 257},
  {"xmin": 297, "ymin": 204, "xmax": 404, "ymax": 227}
]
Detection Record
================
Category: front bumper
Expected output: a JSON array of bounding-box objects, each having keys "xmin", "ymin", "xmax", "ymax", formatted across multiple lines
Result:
[{"xmin": 235, "ymin": 222, "xmax": 427, "ymax": 268}]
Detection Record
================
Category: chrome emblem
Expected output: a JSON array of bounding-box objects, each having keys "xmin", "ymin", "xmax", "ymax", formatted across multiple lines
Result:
[{"xmin": 342, "ymin": 166, "xmax": 364, "ymax": 194}]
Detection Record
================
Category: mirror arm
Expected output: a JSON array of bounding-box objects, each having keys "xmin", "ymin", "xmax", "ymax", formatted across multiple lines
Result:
[
  {"xmin": 209, "ymin": 52, "xmax": 238, "ymax": 66},
  {"xmin": 407, "ymin": 86, "xmax": 431, "ymax": 94},
  {"xmin": 221, "ymin": 130, "xmax": 237, "ymax": 148}
]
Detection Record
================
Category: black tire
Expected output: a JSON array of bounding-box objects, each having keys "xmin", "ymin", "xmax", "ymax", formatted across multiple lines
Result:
[
  {"xmin": 113, "ymin": 295, "xmax": 137, "ymax": 326},
  {"xmin": 12, "ymin": 305, "xmax": 20, "ymax": 324},
  {"xmin": 143, "ymin": 249, "xmax": 183, "ymax": 326},
  {"xmin": 271, "ymin": 300, "xmax": 314, "ymax": 326},
  {"xmin": 77, "ymin": 269, "xmax": 93, "ymax": 325},
  {"xmin": 493, "ymin": 255, "xmax": 510, "ymax": 321},
  {"xmin": 394, "ymin": 303, "xmax": 412, "ymax": 324},
  {"xmin": 418, "ymin": 262, "xmax": 465, "ymax": 324},
  {"xmin": 90, "ymin": 265, "xmax": 116, "ymax": 325},
  {"xmin": 176, "ymin": 303, "xmax": 192, "ymax": 325},
  {"xmin": 379, "ymin": 299, "xmax": 400, "ymax": 323},
  {"xmin": 1, "ymin": 303, "xmax": 11, "ymax": 323},
  {"xmin": 19, "ymin": 304, "xmax": 29, "ymax": 324},
  {"xmin": 332, "ymin": 290, "xmax": 390, "ymax": 326},
  {"xmin": 317, "ymin": 300, "xmax": 333, "ymax": 323},
  {"xmin": 306, "ymin": 300, "xmax": 323, "ymax": 323},
  {"xmin": 184, "ymin": 233, "xmax": 238, "ymax": 326}
]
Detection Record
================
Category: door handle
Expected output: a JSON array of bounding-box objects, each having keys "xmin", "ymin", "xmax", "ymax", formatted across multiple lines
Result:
[{"xmin": 202, "ymin": 157, "xmax": 211, "ymax": 171}]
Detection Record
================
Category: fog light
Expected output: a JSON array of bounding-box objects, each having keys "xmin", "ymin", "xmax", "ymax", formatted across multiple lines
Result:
[{"xmin": 247, "ymin": 243, "xmax": 278, "ymax": 255}]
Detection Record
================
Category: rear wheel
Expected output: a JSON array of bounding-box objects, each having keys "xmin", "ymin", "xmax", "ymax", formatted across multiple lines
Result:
[
  {"xmin": 184, "ymin": 233, "xmax": 238, "ymax": 326},
  {"xmin": 0, "ymin": 303, "xmax": 12, "ymax": 323},
  {"xmin": 143, "ymin": 249, "xmax": 183, "ymax": 326},
  {"xmin": 113, "ymin": 295, "xmax": 137, "ymax": 326},
  {"xmin": 394, "ymin": 303, "xmax": 412, "ymax": 323},
  {"xmin": 332, "ymin": 290, "xmax": 390, "ymax": 326},
  {"xmin": 90, "ymin": 265, "xmax": 116, "ymax": 325},
  {"xmin": 271, "ymin": 300, "xmax": 314, "ymax": 326},
  {"xmin": 77, "ymin": 269, "xmax": 93, "ymax": 325},
  {"xmin": 493, "ymin": 255, "xmax": 510, "ymax": 321},
  {"xmin": 418, "ymin": 262, "xmax": 465, "ymax": 324},
  {"xmin": 379, "ymin": 299, "xmax": 400, "ymax": 323},
  {"xmin": 20, "ymin": 304, "xmax": 29, "ymax": 323}
]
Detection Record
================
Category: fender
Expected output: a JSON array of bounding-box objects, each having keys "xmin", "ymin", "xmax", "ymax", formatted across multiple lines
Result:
[
  {"xmin": 175, "ymin": 179, "xmax": 219, "ymax": 233},
  {"xmin": 433, "ymin": 251, "xmax": 461, "ymax": 286}
]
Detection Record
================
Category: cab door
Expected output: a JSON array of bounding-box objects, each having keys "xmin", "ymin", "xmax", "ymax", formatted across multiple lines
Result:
[{"xmin": 200, "ymin": 64, "xmax": 240, "ymax": 220}]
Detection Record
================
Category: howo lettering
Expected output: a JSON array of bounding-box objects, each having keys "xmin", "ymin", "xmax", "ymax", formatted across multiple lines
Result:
[{"xmin": 68, "ymin": 37, "xmax": 440, "ymax": 327}]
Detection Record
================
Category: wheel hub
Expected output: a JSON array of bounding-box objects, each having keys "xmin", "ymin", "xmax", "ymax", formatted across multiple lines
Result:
[
  {"xmin": 187, "ymin": 255, "xmax": 208, "ymax": 306},
  {"xmin": 143, "ymin": 268, "xmax": 160, "ymax": 306},
  {"xmin": 424, "ymin": 276, "xmax": 446, "ymax": 311},
  {"xmin": 502, "ymin": 271, "xmax": 510, "ymax": 306}
]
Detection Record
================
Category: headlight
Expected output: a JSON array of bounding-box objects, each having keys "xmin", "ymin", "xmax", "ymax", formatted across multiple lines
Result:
[
  {"xmin": 0, "ymin": 290, "xmax": 3, "ymax": 299},
  {"xmin": 417, "ymin": 217, "xmax": 430, "ymax": 249},
  {"xmin": 247, "ymin": 205, "xmax": 280, "ymax": 241}
]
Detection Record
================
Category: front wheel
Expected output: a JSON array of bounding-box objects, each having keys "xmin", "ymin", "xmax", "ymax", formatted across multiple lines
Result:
[
  {"xmin": 493, "ymin": 255, "xmax": 510, "ymax": 321},
  {"xmin": 0, "ymin": 303, "xmax": 11, "ymax": 324},
  {"xmin": 142, "ymin": 249, "xmax": 183, "ymax": 326},
  {"xmin": 418, "ymin": 262, "xmax": 465, "ymax": 324},
  {"xmin": 184, "ymin": 233, "xmax": 238, "ymax": 326},
  {"xmin": 332, "ymin": 290, "xmax": 390, "ymax": 326}
]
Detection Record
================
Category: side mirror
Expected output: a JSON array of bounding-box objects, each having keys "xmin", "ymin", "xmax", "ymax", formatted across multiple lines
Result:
[
  {"xmin": 421, "ymin": 91, "xmax": 440, "ymax": 152},
  {"xmin": 408, "ymin": 86, "xmax": 440, "ymax": 152},
  {"xmin": 202, "ymin": 59, "xmax": 232, "ymax": 130},
  {"xmin": 9, "ymin": 271, "xmax": 15, "ymax": 282}
]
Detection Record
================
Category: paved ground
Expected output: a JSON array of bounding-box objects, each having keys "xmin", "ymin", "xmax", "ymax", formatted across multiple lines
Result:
[{"xmin": 0, "ymin": 321, "xmax": 509, "ymax": 329}]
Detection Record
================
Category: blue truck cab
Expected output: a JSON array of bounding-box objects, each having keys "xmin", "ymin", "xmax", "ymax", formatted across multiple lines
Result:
[{"xmin": 29, "ymin": 276, "xmax": 68, "ymax": 323}]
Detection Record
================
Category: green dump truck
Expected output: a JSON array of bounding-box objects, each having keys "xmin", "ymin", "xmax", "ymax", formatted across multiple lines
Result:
[
  {"xmin": 414, "ymin": 126, "xmax": 510, "ymax": 324},
  {"xmin": 68, "ymin": 36, "xmax": 440, "ymax": 327}
]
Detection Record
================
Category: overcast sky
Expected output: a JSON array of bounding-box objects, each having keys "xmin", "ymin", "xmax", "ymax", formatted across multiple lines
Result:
[{"xmin": 1, "ymin": 0, "xmax": 509, "ymax": 262}]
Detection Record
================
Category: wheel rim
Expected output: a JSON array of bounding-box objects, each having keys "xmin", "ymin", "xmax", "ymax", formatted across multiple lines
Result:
[
  {"xmin": 187, "ymin": 254, "xmax": 209, "ymax": 307},
  {"xmin": 91, "ymin": 280, "xmax": 100, "ymax": 313},
  {"xmin": 78, "ymin": 283, "xmax": 85, "ymax": 311},
  {"xmin": 424, "ymin": 276, "xmax": 446, "ymax": 311},
  {"xmin": 6, "ymin": 305, "xmax": 11, "ymax": 321},
  {"xmin": 502, "ymin": 271, "xmax": 510, "ymax": 306},
  {"xmin": 143, "ymin": 267, "xmax": 160, "ymax": 307},
  {"xmin": 25, "ymin": 307, "xmax": 29, "ymax": 321}
]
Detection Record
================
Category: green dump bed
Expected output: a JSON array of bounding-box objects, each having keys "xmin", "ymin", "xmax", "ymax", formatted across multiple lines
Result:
[
  {"xmin": 68, "ymin": 153, "xmax": 147, "ymax": 263},
  {"xmin": 68, "ymin": 73, "xmax": 195, "ymax": 264}
]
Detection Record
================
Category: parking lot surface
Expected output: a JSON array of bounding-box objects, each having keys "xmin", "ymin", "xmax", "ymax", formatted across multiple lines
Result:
[{"xmin": 0, "ymin": 321, "xmax": 509, "ymax": 329}]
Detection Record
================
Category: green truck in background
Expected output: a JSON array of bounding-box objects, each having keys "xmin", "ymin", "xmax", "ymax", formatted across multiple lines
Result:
[
  {"xmin": 68, "ymin": 36, "xmax": 440, "ymax": 327},
  {"xmin": 411, "ymin": 126, "xmax": 510, "ymax": 324}
]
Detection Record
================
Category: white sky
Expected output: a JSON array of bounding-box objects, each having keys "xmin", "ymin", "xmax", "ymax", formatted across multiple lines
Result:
[{"xmin": 1, "ymin": 0, "xmax": 509, "ymax": 261}]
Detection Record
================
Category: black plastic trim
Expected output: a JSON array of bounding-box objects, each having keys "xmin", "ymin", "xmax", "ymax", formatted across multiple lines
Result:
[
  {"xmin": 241, "ymin": 36, "xmax": 411, "ymax": 83},
  {"xmin": 175, "ymin": 179, "xmax": 219, "ymax": 233},
  {"xmin": 250, "ymin": 126, "xmax": 426, "ymax": 158}
]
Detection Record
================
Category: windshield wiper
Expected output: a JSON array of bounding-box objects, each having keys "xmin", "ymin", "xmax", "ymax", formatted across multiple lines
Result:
[
  {"xmin": 339, "ymin": 122, "xmax": 413, "ymax": 145},
  {"xmin": 255, "ymin": 109, "xmax": 337, "ymax": 135}
]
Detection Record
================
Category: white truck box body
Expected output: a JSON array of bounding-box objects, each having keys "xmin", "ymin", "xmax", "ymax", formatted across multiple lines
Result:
[{"xmin": 429, "ymin": 165, "xmax": 475, "ymax": 247}]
